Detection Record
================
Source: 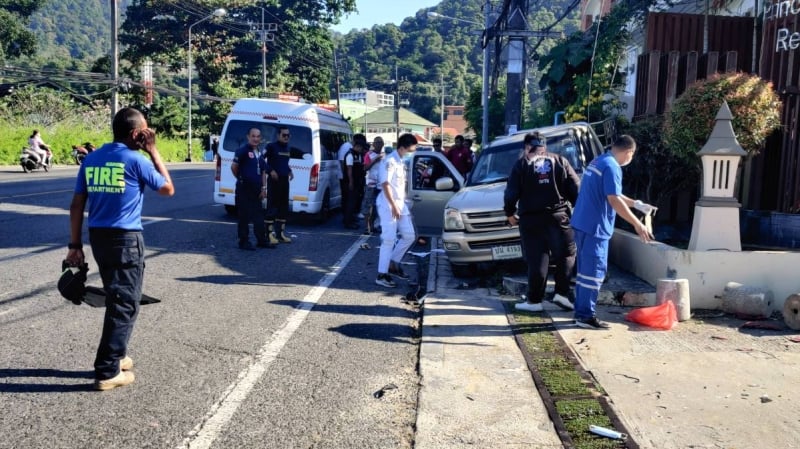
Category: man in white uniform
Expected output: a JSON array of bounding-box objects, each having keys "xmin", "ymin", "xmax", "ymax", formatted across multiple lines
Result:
[{"xmin": 375, "ymin": 133, "xmax": 417, "ymax": 288}]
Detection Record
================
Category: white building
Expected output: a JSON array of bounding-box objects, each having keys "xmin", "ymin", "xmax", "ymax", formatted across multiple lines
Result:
[{"xmin": 339, "ymin": 89, "xmax": 395, "ymax": 108}]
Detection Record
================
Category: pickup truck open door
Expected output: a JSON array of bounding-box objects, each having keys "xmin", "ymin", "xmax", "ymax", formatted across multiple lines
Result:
[{"xmin": 406, "ymin": 151, "xmax": 464, "ymax": 232}]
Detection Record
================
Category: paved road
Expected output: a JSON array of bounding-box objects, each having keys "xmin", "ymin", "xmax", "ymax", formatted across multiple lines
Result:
[{"xmin": 0, "ymin": 164, "xmax": 420, "ymax": 449}]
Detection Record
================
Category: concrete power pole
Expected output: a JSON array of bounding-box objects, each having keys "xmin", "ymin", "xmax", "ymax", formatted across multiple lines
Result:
[
  {"xmin": 504, "ymin": 0, "xmax": 526, "ymax": 135},
  {"xmin": 395, "ymin": 63, "xmax": 400, "ymax": 146},
  {"xmin": 110, "ymin": 0, "xmax": 119, "ymax": 119},
  {"xmin": 334, "ymin": 49, "xmax": 342, "ymax": 114}
]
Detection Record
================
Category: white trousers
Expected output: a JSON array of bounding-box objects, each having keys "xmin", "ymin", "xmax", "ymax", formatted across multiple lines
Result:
[{"xmin": 377, "ymin": 204, "xmax": 415, "ymax": 274}]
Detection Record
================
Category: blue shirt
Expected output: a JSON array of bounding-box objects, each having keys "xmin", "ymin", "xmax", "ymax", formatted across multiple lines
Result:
[
  {"xmin": 75, "ymin": 142, "xmax": 167, "ymax": 230},
  {"xmin": 265, "ymin": 141, "xmax": 292, "ymax": 176},
  {"xmin": 233, "ymin": 144, "xmax": 267, "ymax": 184},
  {"xmin": 570, "ymin": 152, "xmax": 622, "ymax": 239}
]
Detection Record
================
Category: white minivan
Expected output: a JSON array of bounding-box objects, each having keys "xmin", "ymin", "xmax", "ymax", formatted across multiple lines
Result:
[{"xmin": 213, "ymin": 98, "xmax": 352, "ymax": 220}]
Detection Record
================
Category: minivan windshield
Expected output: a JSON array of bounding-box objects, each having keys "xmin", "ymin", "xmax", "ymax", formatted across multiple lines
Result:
[
  {"xmin": 222, "ymin": 120, "xmax": 312, "ymax": 159},
  {"xmin": 467, "ymin": 130, "xmax": 585, "ymax": 186}
]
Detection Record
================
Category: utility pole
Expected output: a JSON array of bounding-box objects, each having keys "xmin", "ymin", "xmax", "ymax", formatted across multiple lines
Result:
[
  {"xmin": 504, "ymin": 0, "xmax": 526, "ymax": 135},
  {"xmin": 334, "ymin": 49, "xmax": 342, "ymax": 114},
  {"xmin": 499, "ymin": 1, "xmax": 562, "ymax": 135},
  {"xmin": 255, "ymin": 9, "xmax": 276, "ymax": 97},
  {"xmin": 110, "ymin": 0, "xmax": 119, "ymax": 120},
  {"xmin": 440, "ymin": 73, "xmax": 445, "ymax": 140},
  {"xmin": 481, "ymin": 0, "xmax": 491, "ymax": 147},
  {"xmin": 395, "ymin": 63, "xmax": 400, "ymax": 146}
]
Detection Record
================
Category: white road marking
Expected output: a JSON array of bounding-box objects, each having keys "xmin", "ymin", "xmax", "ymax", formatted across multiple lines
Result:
[{"xmin": 177, "ymin": 234, "xmax": 369, "ymax": 449}]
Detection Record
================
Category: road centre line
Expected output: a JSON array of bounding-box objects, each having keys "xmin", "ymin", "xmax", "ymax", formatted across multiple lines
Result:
[{"xmin": 177, "ymin": 234, "xmax": 369, "ymax": 449}]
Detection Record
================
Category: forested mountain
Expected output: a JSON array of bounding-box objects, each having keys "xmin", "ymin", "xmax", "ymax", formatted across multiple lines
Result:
[
  {"xmin": 332, "ymin": 0, "xmax": 580, "ymax": 124},
  {"xmin": 20, "ymin": 0, "xmax": 131, "ymax": 70},
  {"xmin": 9, "ymin": 0, "xmax": 580, "ymax": 126}
]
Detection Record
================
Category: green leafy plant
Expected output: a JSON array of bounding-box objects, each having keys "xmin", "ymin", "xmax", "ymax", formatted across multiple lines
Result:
[
  {"xmin": 538, "ymin": 2, "xmax": 633, "ymax": 123},
  {"xmin": 620, "ymin": 115, "xmax": 700, "ymax": 208},
  {"xmin": 664, "ymin": 72, "xmax": 782, "ymax": 160}
]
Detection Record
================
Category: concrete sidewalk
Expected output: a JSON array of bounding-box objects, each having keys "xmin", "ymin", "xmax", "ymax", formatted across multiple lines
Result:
[
  {"xmin": 415, "ymin": 239, "xmax": 800, "ymax": 449},
  {"xmin": 415, "ymin": 242, "xmax": 562, "ymax": 449}
]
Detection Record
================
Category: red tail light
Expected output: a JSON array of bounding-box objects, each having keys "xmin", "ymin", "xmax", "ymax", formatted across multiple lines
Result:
[
  {"xmin": 309, "ymin": 163, "xmax": 319, "ymax": 191},
  {"xmin": 214, "ymin": 155, "xmax": 221, "ymax": 181}
]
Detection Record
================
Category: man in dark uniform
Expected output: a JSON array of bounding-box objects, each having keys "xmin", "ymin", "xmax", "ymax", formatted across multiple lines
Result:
[
  {"xmin": 232, "ymin": 127, "xmax": 272, "ymax": 250},
  {"xmin": 265, "ymin": 126, "xmax": 294, "ymax": 243},
  {"xmin": 65, "ymin": 107, "xmax": 174, "ymax": 391},
  {"xmin": 504, "ymin": 132, "xmax": 580, "ymax": 313},
  {"xmin": 343, "ymin": 140, "xmax": 365, "ymax": 229}
]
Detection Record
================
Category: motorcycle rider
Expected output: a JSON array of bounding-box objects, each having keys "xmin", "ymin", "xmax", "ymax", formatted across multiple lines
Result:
[{"xmin": 28, "ymin": 129, "xmax": 51, "ymax": 167}]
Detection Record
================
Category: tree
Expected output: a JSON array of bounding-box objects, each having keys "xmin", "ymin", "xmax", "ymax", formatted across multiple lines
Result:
[
  {"xmin": 463, "ymin": 86, "xmax": 505, "ymax": 146},
  {"xmin": 0, "ymin": 1, "xmax": 43, "ymax": 60},
  {"xmin": 664, "ymin": 73, "xmax": 782, "ymax": 160},
  {"xmin": 537, "ymin": 2, "xmax": 632, "ymax": 123}
]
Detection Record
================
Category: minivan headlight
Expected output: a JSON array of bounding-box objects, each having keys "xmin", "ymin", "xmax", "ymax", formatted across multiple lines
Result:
[{"xmin": 444, "ymin": 208, "xmax": 465, "ymax": 231}]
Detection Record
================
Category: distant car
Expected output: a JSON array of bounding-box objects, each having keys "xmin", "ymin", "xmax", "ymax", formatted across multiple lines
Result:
[{"xmin": 439, "ymin": 122, "xmax": 604, "ymax": 277}]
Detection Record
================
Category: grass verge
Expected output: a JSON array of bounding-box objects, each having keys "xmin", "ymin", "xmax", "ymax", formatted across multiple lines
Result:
[{"xmin": 511, "ymin": 310, "xmax": 631, "ymax": 449}]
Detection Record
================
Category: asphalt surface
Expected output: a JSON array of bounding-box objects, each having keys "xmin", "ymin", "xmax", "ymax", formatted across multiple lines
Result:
[
  {"xmin": 0, "ymin": 164, "xmax": 421, "ymax": 449},
  {"xmin": 5, "ymin": 163, "xmax": 796, "ymax": 449}
]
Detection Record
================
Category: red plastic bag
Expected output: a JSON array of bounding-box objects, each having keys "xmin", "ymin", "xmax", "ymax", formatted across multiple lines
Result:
[{"xmin": 625, "ymin": 300, "xmax": 678, "ymax": 330}]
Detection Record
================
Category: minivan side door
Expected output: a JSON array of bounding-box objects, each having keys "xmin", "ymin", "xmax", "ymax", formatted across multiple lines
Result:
[{"xmin": 407, "ymin": 151, "xmax": 463, "ymax": 231}]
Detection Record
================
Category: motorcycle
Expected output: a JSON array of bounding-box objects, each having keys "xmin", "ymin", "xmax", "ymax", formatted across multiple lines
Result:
[
  {"xmin": 20, "ymin": 146, "xmax": 51, "ymax": 173},
  {"xmin": 71, "ymin": 142, "xmax": 95, "ymax": 165}
]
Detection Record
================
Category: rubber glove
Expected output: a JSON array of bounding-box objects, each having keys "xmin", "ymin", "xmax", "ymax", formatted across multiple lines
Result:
[{"xmin": 633, "ymin": 200, "xmax": 657, "ymax": 215}]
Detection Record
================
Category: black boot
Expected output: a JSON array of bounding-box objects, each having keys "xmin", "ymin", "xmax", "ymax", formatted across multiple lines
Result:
[{"xmin": 276, "ymin": 219, "xmax": 292, "ymax": 243}]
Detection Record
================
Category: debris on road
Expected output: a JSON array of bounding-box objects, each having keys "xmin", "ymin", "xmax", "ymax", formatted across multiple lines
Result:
[
  {"xmin": 589, "ymin": 424, "xmax": 627, "ymax": 440},
  {"xmin": 373, "ymin": 383, "xmax": 398, "ymax": 399}
]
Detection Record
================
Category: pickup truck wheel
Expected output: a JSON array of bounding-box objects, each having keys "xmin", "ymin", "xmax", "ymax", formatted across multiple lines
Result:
[
  {"xmin": 450, "ymin": 262, "xmax": 475, "ymax": 278},
  {"xmin": 224, "ymin": 205, "xmax": 237, "ymax": 216}
]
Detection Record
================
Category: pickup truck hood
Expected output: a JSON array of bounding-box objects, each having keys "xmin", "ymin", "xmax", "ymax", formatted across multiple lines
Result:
[{"xmin": 445, "ymin": 182, "xmax": 506, "ymax": 213}]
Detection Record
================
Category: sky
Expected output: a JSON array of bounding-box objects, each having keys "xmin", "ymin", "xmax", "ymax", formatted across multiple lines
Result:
[{"xmin": 331, "ymin": 0, "xmax": 441, "ymax": 33}]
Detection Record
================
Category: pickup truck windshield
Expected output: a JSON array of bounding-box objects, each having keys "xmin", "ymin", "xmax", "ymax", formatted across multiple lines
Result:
[{"xmin": 467, "ymin": 130, "xmax": 585, "ymax": 186}]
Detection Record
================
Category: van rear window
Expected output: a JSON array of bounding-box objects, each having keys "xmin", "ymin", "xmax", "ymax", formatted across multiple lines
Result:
[{"xmin": 222, "ymin": 120, "xmax": 312, "ymax": 159}]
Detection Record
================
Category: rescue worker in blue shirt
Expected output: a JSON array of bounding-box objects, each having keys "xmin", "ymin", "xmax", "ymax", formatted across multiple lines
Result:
[
  {"xmin": 570, "ymin": 135, "xmax": 654, "ymax": 329},
  {"xmin": 66, "ymin": 107, "xmax": 174, "ymax": 391},
  {"xmin": 232, "ymin": 127, "xmax": 273, "ymax": 250},
  {"xmin": 264, "ymin": 126, "xmax": 294, "ymax": 244},
  {"xmin": 505, "ymin": 132, "xmax": 580, "ymax": 313}
]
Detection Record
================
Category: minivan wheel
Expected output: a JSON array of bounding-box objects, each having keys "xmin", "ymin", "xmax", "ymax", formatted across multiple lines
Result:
[
  {"xmin": 315, "ymin": 190, "xmax": 330, "ymax": 223},
  {"xmin": 450, "ymin": 262, "xmax": 475, "ymax": 278},
  {"xmin": 224, "ymin": 205, "xmax": 237, "ymax": 216}
]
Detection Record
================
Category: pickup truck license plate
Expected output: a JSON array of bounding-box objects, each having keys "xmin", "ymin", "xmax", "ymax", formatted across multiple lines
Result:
[{"xmin": 491, "ymin": 244, "xmax": 522, "ymax": 260}]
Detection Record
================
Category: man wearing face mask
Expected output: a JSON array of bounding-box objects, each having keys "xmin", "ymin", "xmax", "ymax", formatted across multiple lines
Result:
[
  {"xmin": 570, "ymin": 134, "xmax": 654, "ymax": 329},
  {"xmin": 505, "ymin": 132, "xmax": 580, "ymax": 314}
]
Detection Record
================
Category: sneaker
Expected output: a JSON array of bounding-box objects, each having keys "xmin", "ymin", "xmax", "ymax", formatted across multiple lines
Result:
[
  {"xmin": 388, "ymin": 265, "xmax": 410, "ymax": 280},
  {"xmin": 238, "ymin": 242, "xmax": 256, "ymax": 251},
  {"xmin": 120, "ymin": 356, "xmax": 133, "ymax": 371},
  {"xmin": 552, "ymin": 293, "xmax": 575, "ymax": 311},
  {"xmin": 94, "ymin": 371, "xmax": 135, "ymax": 391},
  {"xmin": 575, "ymin": 317, "xmax": 611, "ymax": 330},
  {"xmin": 375, "ymin": 273, "xmax": 397, "ymax": 288},
  {"xmin": 515, "ymin": 302, "xmax": 544, "ymax": 312}
]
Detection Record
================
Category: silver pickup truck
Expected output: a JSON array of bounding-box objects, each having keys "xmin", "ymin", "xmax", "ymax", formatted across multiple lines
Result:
[{"xmin": 404, "ymin": 122, "xmax": 604, "ymax": 277}]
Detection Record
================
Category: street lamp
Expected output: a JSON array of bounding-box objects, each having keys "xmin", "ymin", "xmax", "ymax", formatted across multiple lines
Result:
[
  {"xmin": 428, "ymin": 6, "xmax": 491, "ymax": 148},
  {"xmin": 187, "ymin": 8, "xmax": 227, "ymax": 162}
]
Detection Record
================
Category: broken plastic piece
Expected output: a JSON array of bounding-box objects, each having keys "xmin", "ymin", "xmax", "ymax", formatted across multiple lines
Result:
[
  {"xmin": 589, "ymin": 425, "xmax": 627, "ymax": 440},
  {"xmin": 373, "ymin": 383, "xmax": 398, "ymax": 398}
]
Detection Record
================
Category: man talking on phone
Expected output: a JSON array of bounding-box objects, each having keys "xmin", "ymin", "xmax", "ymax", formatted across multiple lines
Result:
[{"xmin": 66, "ymin": 107, "xmax": 174, "ymax": 391}]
